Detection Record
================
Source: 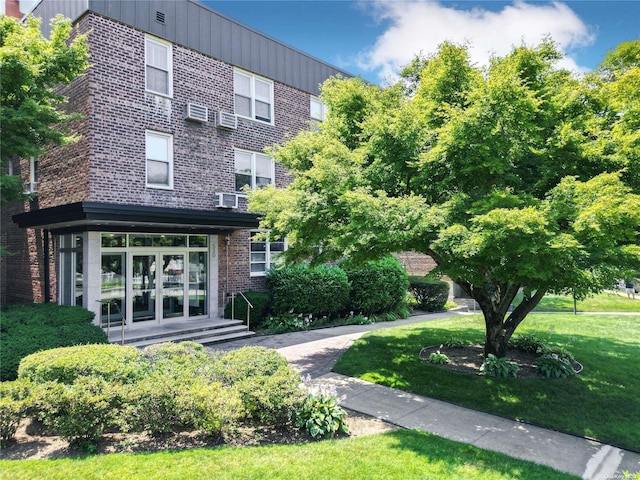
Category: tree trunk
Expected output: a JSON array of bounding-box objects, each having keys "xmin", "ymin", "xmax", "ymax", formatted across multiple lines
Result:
[{"xmin": 458, "ymin": 280, "xmax": 546, "ymax": 358}]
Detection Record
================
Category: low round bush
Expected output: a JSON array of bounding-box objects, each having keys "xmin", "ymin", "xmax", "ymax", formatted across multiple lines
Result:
[
  {"xmin": 267, "ymin": 264, "xmax": 349, "ymax": 317},
  {"xmin": 224, "ymin": 290, "xmax": 271, "ymax": 329},
  {"xmin": 211, "ymin": 347, "xmax": 305, "ymax": 425},
  {"xmin": 0, "ymin": 379, "xmax": 32, "ymax": 447},
  {"xmin": 408, "ymin": 277, "xmax": 449, "ymax": 311},
  {"xmin": 142, "ymin": 341, "xmax": 212, "ymax": 376},
  {"xmin": 18, "ymin": 344, "xmax": 148, "ymax": 385},
  {"xmin": 343, "ymin": 256, "xmax": 409, "ymax": 315}
]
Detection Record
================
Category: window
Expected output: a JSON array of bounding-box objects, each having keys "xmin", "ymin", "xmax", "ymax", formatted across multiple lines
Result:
[
  {"xmin": 310, "ymin": 97, "xmax": 327, "ymax": 122},
  {"xmin": 59, "ymin": 234, "xmax": 83, "ymax": 307},
  {"xmin": 234, "ymin": 149, "xmax": 274, "ymax": 192},
  {"xmin": 145, "ymin": 36, "xmax": 172, "ymax": 96},
  {"xmin": 146, "ymin": 131, "xmax": 173, "ymax": 189},
  {"xmin": 234, "ymin": 69, "xmax": 273, "ymax": 123},
  {"xmin": 250, "ymin": 232, "xmax": 286, "ymax": 276}
]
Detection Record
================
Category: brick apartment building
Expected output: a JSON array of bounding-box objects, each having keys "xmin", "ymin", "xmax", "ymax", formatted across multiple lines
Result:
[{"xmin": 1, "ymin": 0, "xmax": 439, "ymax": 335}]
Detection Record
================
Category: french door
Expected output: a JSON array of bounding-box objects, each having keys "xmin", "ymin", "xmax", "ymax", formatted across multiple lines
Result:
[{"xmin": 131, "ymin": 252, "xmax": 186, "ymax": 324}]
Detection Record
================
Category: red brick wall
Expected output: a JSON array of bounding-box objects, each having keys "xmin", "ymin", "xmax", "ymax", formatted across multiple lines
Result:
[{"xmin": 394, "ymin": 252, "xmax": 438, "ymax": 277}]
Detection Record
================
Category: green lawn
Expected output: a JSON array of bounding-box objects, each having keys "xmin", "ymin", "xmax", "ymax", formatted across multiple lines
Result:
[
  {"xmin": 513, "ymin": 291, "xmax": 640, "ymax": 312},
  {"xmin": 334, "ymin": 314, "xmax": 640, "ymax": 451},
  {"xmin": 0, "ymin": 430, "xmax": 578, "ymax": 480}
]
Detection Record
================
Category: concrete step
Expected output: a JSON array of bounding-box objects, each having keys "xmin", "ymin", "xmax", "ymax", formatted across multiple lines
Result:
[{"xmin": 120, "ymin": 329, "xmax": 256, "ymax": 349}]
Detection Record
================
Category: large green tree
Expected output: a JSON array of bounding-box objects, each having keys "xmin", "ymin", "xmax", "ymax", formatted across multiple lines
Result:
[
  {"xmin": 0, "ymin": 14, "xmax": 89, "ymax": 205},
  {"xmin": 250, "ymin": 40, "xmax": 640, "ymax": 357}
]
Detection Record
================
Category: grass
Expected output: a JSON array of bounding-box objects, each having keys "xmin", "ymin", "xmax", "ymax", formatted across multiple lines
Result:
[
  {"xmin": 334, "ymin": 314, "xmax": 640, "ymax": 451},
  {"xmin": 0, "ymin": 429, "xmax": 578, "ymax": 480},
  {"xmin": 511, "ymin": 291, "xmax": 640, "ymax": 312}
]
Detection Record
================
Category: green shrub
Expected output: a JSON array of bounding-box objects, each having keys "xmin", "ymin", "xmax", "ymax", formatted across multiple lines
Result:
[
  {"xmin": 428, "ymin": 351, "xmax": 450, "ymax": 364},
  {"xmin": 224, "ymin": 291, "xmax": 271, "ymax": 329},
  {"xmin": 1, "ymin": 303, "xmax": 106, "ymax": 381},
  {"xmin": 343, "ymin": 257, "xmax": 409, "ymax": 314},
  {"xmin": 177, "ymin": 380, "xmax": 243, "ymax": 437},
  {"xmin": 29, "ymin": 377, "xmax": 122, "ymax": 451},
  {"xmin": 266, "ymin": 264, "xmax": 349, "ymax": 317},
  {"xmin": 0, "ymin": 379, "xmax": 32, "ymax": 446},
  {"xmin": 18, "ymin": 344, "xmax": 148, "ymax": 385},
  {"xmin": 534, "ymin": 355, "xmax": 576, "ymax": 379},
  {"xmin": 408, "ymin": 277, "xmax": 449, "ymax": 311},
  {"xmin": 537, "ymin": 344, "xmax": 575, "ymax": 363},
  {"xmin": 211, "ymin": 347, "xmax": 305, "ymax": 426},
  {"xmin": 142, "ymin": 341, "xmax": 211, "ymax": 376},
  {"xmin": 480, "ymin": 354, "xmax": 519, "ymax": 378},
  {"xmin": 296, "ymin": 382, "xmax": 348, "ymax": 440},
  {"xmin": 508, "ymin": 333, "xmax": 549, "ymax": 353},
  {"xmin": 443, "ymin": 337, "xmax": 468, "ymax": 348}
]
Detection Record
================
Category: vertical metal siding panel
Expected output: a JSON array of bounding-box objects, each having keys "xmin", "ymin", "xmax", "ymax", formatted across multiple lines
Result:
[
  {"xmin": 187, "ymin": 2, "xmax": 200, "ymax": 51},
  {"xmin": 241, "ymin": 29, "xmax": 252, "ymax": 72},
  {"xmin": 174, "ymin": 2, "xmax": 189, "ymax": 46},
  {"xmin": 217, "ymin": 17, "xmax": 232, "ymax": 63},
  {"xmin": 199, "ymin": 13, "xmax": 211, "ymax": 58},
  {"xmin": 230, "ymin": 23, "xmax": 243, "ymax": 67},
  {"xmin": 268, "ymin": 41, "xmax": 279, "ymax": 81},
  {"xmin": 259, "ymin": 39, "xmax": 270, "ymax": 79}
]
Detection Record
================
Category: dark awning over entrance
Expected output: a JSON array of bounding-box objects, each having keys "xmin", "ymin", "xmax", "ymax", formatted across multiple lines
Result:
[{"xmin": 12, "ymin": 201, "xmax": 262, "ymax": 234}]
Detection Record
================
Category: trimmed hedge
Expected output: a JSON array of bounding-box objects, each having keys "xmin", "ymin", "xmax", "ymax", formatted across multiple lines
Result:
[
  {"xmin": 223, "ymin": 290, "xmax": 271, "ymax": 329},
  {"xmin": 266, "ymin": 264, "xmax": 349, "ymax": 317},
  {"xmin": 1, "ymin": 303, "xmax": 107, "ymax": 381},
  {"xmin": 18, "ymin": 344, "xmax": 148, "ymax": 385},
  {"xmin": 343, "ymin": 256, "xmax": 409, "ymax": 314},
  {"xmin": 408, "ymin": 276, "xmax": 449, "ymax": 311}
]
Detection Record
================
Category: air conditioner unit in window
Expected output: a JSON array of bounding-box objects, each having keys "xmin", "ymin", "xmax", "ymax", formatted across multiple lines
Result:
[
  {"xmin": 24, "ymin": 181, "xmax": 38, "ymax": 194},
  {"xmin": 215, "ymin": 111, "xmax": 237, "ymax": 130},
  {"xmin": 185, "ymin": 103, "xmax": 208, "ymax": 122},
  {"xmin": 214, "ymin": 192, "xmax": 239, "ymax": 209}
]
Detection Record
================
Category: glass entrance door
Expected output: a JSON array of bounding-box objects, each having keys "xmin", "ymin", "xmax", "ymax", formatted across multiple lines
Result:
[
  {"xmin": 162, "ymin": 254, "xmax": 185, "ymax": 319},
  {"xmin": 132, "ymin": 255, "xmax": 156, "ymax": 323}
]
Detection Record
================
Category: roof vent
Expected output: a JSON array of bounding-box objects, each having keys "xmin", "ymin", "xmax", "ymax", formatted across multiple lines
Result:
[{"xmin": 156, "ymin": 11, "xmax": 165, "ymax": 24}]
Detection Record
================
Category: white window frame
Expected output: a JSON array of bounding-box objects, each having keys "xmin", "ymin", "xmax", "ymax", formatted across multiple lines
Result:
[
  {"xmin": 310, "ymin": 96, "xmax": 327, "ymax": 122},
  {"xmin": 145, "ymin": 35, "xmax": 173, "ymax": 97},
  {"xmin": 145, "ymin": 130, "xmax": 173, "ymax": 190},
  {"xmin": 234, "ymin": 69, "xmax": 274, "ymax": 125},
  {"xmin": 29, "ymin": 156, "xmax": 38, "ymax": 184},
  {"xmin": 234, "ymin": 149, "xmax": 275, "ymax": 193},
  {"xmin": 250, "ymin": 231, "xmax": 286, "ymax": 277}
]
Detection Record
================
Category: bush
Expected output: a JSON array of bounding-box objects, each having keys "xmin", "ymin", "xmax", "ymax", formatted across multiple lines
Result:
[
  {"xmin": 296, "ymin": 382, "xmax": 349, "ymax": 440},
  {"xmin": 508, "ymin": 333, "xmax": 549, "ymax": 354},
  {"xmin": 18, "ymin": 344, "xmax": 148, "ymax": 385},
  {"xmin": 1, "ymin": 303, "xmax": 107, "ymax": 381},
  {"xmin": 211, "ymin": 347, "xmax": 305, "ymax": 426},
  {"xmin": 177, "ymin": 380, "xmax": 243, "ymax": 437},
  {"xmin": 224, "ymin": 291, "xmax": 271, "ymax": 329},
  {"xmin": 267, "ymin": 264, "xmax": 349, "ymax": 317},
  {"xmin": 480, "ymin": 354, "xmax": 519, "ymax": 378},
  {"xmin": 343, "ymin": 257, "xmax": 409, "ymax": 314},
  {"xmin": 534, "ymin": 355, "xmax": 576, "ymax": 379},
  {"xmin": 0, "ymin": 379, "xmax": 32, "ymax": 446},
  {"xmin": 142, "ymin": 341, "xmax": 211, "ymax": 376},
  {"xmin": 408, "ymin": 277, "xmax": 449, "ymax": 311},
  {"xmin": 29, "ymin": 377, "xmax": 122, "ymax": 451}
]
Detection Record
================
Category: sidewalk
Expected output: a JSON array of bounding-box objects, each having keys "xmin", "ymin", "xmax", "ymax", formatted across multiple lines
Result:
[{"xmin": 211, "ymin": 311, "xmax": 640, "ymax": 480}]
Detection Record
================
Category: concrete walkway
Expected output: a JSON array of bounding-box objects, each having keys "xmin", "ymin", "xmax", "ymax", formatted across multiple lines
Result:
[{"xmin": 211, "ymin": 311, "xmax": 640, "ymax": 480}]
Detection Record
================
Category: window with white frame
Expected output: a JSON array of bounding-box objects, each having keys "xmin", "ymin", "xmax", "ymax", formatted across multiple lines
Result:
[
  {"xmin": 146, "ymin": 131, "xmax": 173, "ymax": 189},
  {"xmin": 234, "ymin": 149, "xmax": 274, "ymax": 192},
  {"xmin": 250, "ymin": 232, "xmax": 286, "ymax": 275},
  {"xmin": 234, "ymin": 69, "xmax": 273, "ymax": 123},
  {"xmin": 145, "ymin": 36, "xmax": 172, "ymax": 96},
  {"xmin": 310, "ymin": 97, "xmax": 327, "ymax": 122}
]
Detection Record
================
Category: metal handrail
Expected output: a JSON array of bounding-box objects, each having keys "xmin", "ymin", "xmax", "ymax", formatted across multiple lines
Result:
[
  {"xmin": 231, "ymin": 291, "xmax": 254, "ymax": 330},
  {"xmin": 96, "ymin": 300, "xmax": 126, "ymax": 345}
]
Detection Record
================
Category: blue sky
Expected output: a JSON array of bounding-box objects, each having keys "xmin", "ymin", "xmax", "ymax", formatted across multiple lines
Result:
[{"xmin": 204, "ymin": 0, "xmax": 639, "ymax": 84}]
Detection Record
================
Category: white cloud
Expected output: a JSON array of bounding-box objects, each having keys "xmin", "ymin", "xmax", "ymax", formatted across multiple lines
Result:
[{"xmin": 356, "ymin": 0, "xmax": 595, "ymax": 84}]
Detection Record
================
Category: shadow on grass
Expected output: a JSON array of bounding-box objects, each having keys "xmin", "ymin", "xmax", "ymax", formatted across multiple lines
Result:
[
  {"xmin": 334, "ymin": 322, "xmax": 640, "ymax": 450},
  {"xmin": 382, "ymin": 429, "xmax": 578, "ymax": 479}
]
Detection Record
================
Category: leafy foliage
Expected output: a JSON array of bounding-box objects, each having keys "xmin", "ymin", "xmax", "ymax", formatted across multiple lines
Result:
[
  {"xmin": 480, "ymin": 354, "xmax": 519, "ymax": 378},
  {"xmin": 408, "ymin": 276, "xmax": 450, "ymax": 311},
  {"xmin": 0, "ymin": 14, "xmax": 89, "ymax": 205},
  {"xmin": 296, "ymin": 380, "xmax": 348, "ymax": 440},
  {"xmin": 427, "ymin": 351, "xmax": 449, "ymax": 365},
  {"xmin": 266, "ymin": 263, "xmax": 349, "ymax": 317},
  {"xmin": 343, "ymin": 256, "xmax": 409, "ymax": 314},
  {"xmin": 249, "ymin": 39, "xmax": 640, "ymax": 358},
  {"xmin": 1, "ymin": 304, "xmax": 107, "ymax": 381},
  {"xmin": 534, "ymin": 355, "xmax": 576, "ymax": 379},
  {"xmin": 224, "ymin": 290, "xmax": 272, "ymax": 328}
]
